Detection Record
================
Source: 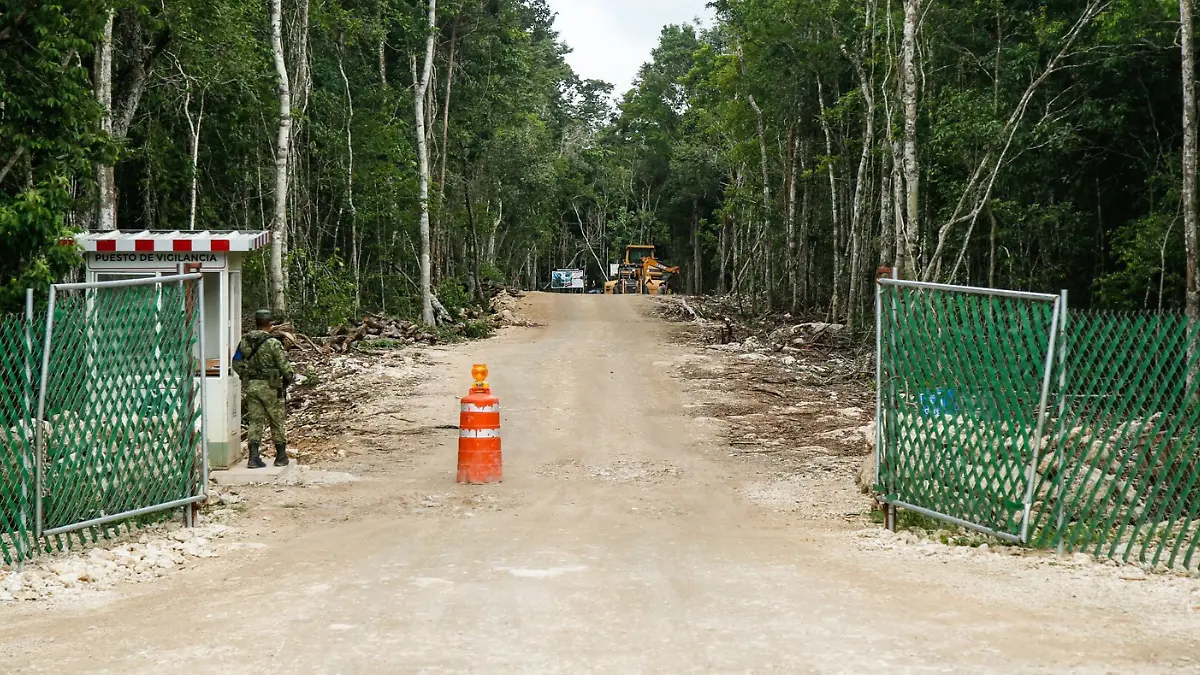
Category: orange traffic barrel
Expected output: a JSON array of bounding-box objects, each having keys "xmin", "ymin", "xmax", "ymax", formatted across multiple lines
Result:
[{"xmin": 458, "ymin": 364, "xmax": 502, "ymax": 484}]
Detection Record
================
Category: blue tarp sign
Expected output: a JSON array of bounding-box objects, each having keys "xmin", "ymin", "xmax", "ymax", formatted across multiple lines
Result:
[{"xmin": 919, "ymin": 388, "xmax": 958, "ymax": 417}]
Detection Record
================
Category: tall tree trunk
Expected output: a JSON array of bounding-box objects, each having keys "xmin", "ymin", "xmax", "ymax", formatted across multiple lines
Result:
[
  {"xmin": 288, "ymin": 0, "xmax": 310, "ymax": 292},
  {"xmin": 95, "ymin": 10, "xmax": 116, "ymax": 230},
  {"xmin": 730, "ymin": 168, "xmax": 746, "ymax": 293},
  {"xmin": 438, "ymin": 19, "xmax": 458, "ymax": 198},
  {"xmin": 1184, "ymin": 0, "xmax": 1198, "ymax": 320},
  {"xmin": 462, "ymin": 178, "xmax": 486, "ymax": 305},
  {"xmin": 184, "ymin": 89, "xmax": 204, "ymax": 231},
  {"xmin": 799, "ymin": 162, "xmax": 811, "ymax": 306},
  {"xmin": 891, "ymin": 137, "xmax": 907, "ymax": 263},
  {"xmin": 880, "ymin": 148, "xmax": 895, "ymax": 267},
  {"xmin": 719, "ymin": 210, "xmax": 730, "ymax": 294},
  {"xmin": 95, "ymin": 9, "xmax": 169, "ymax": 230},
  {"xmin": 379, "ymin": 40, "xmax": 388, "ymax": 87},
  {"xmin": 112, "ymin": 13, "xmax": 166, "ymax": 141},
  {"xmin": 732, "ymin": 215, "xmax": 742, "ymax": 294},
  {"xmin": 882, "ymin": 0, "xmax": 908, "ymax": 272},
  {"xmin": 337, "ymin": 42, "xmax": 359, "ymax": 309},
  {"xmin": 818, "ymin": 78, "xmax": 843, "ymax": 320},
  {"xmin": 900, "ymin": 0, "xmax": 921, "ymax": 278},
  {"xmin": 987, "ymin": 207, "xmax": 998, "ymax": 288},
  {"xmin": 269, "ymin": 0, "xmax": 292, "ymax": 315},
  {"xmin": 488, "ymin": 198, "xmax": 503, "ymax": 267},
  {"xmin": 748, "ymin": 94, "xmax": 771, "ymax": 306},
  {"xmin": 691, "ymin": 200, "xmax": 702, "ymax": 295},
  {"xmin": 434, "ymin": 18, "xmax": 459, "ymax": 279},
  {"xmin": 785, "ymin": 125, "xmax": 799, "ymax": 311},
  {"xmin": 415, "ymin": 0, "xmax": 438, "ymax": 325},
  {"xmin": 142, "ymin": 158, "xmax": 155, "ymax": 228},
  {"xmin": 292, "ymin": 0, "xmax": 312, "ymax": 116},
  {"xmin": 374, "ymin": 0, "xmax": 388, "ymax": 86},
  {"xmin": 846, "ymin": 34, "xmax": 876, "ymax": 328},
  {"xmin": 847, "ymin": 209, "xmax": 864, "ymax": 328}
]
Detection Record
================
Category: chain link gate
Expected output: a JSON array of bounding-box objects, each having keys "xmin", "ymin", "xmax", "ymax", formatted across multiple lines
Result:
[
  {"xmin": 875, "ymin": 279, "xmax": 1064, "ymax": 542},
  {"xmin": 34, "ymin": 274, "xmax": 208, "ymax": 538}
]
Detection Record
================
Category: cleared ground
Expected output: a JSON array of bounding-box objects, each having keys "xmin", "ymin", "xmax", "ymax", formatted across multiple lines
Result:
[{"xmin": 1, "ymin": 293, "xmax": 1199, "ymax": 674}]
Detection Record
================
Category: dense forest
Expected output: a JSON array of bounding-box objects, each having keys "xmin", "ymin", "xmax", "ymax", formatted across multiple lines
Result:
[{"xmin": 2, "ymin": 0, "xmax": 1199, "ymax": 329}]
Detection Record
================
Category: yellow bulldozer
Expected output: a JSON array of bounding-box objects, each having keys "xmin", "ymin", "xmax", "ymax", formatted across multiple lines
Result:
[{"xmin": 604, "ymin": 245, "xmax": 680, "ymax": 296}]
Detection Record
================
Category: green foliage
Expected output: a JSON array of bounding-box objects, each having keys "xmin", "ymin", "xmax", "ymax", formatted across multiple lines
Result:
[
  {"xmin": 1094, "ymin": 211, "xmax": 1186, "ymax": 310},
  {"xmin": 436, "ymin": 277, "xmax": 472, "ymax": 316},
  {"xmin": 300, "ymin": 365, "xmax": 320, "ymax": 388},
  {"xmin": 0, "ymin": 2, "xmax": 110, "ymax": 312},
  {"xmin": 358, "ymin": 338, "xmax": 406, "ymax": 351},
  {"xmin": 0, "ymin": 187, "xmax": 84, "ymax": 311},
  {"xmin": 479, "ymin": 263, "xmax": 505, "ymax": 285},
  {"xmin": 289, "ymin": 250, "xmax": 357, "ymax": 335},
  {"xmin": 5, "ymin": 0, "xmax": 1198, "ymax": 321},
  {"xmin": 462, "ymin": 319, "xmax": 492, "ymax": 340}
]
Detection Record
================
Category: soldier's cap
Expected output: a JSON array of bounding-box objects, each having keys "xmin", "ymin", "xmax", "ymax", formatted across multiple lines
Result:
[{"xmin": 255, "ymin": 309, "xmax": 274, "ymax": 323}]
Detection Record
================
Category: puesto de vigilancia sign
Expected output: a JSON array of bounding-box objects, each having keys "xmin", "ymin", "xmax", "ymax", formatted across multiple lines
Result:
[{"xmin": 90, "ymin": 252, "xmax": 226, "ymax": 271}]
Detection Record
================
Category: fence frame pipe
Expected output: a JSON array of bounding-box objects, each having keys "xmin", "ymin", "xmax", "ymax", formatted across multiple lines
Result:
[
  {"xmin": 877, "ymin": 277, "xmax": 1059, "ymax": 303},
  {"xmin": 1021, "ymin": 294, "xmax": 1064, "ymax": 544},
  {"xmin": 33, "ymin": 285, "xmax": 57, "ymax": 539},
  {"xmin": 1054, "ymin": 290, "xmax": 1069, "ymax": 553},
  {"xmin": 196, "ymin": 275, "xmax": 210, "ymax": 512},
  {"xmin": 874, "ymin": 278, "xmax": 883, "ymax": 488},
  {"xmin": 18, "ymin": 289, "xmax": 34, "ymax": 562}
]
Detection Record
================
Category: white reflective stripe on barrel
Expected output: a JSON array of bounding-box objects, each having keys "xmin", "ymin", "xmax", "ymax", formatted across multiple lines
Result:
[
  {"xmin": 460, "ymin": 428, "xmax": 501, "ymax": 439},
  {"xmin": 461, "ymin": 403, "xmax": 500, "ymax": 413}
]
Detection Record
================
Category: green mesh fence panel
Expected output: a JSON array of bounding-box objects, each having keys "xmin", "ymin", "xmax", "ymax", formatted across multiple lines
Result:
[
  {"xmin": 878, "ymin": 283, "xmax": 1060, "ymax": 540},
  {"xmin": 0, "ymin": 313, "xmax": 39, "ymax": 564},
  {"xmin": 880, "ymin": 283, "xmax": 1200, "ymax": 570},
  {"xmin": 1028, "ymin": 313, "xmax": 1200, "ymax": 570},
  {"xmin": 37, "ymin": 278, "xmax": 204, "ymax": 538}
]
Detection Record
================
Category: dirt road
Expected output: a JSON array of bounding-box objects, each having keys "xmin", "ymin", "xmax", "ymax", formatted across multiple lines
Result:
[{"xmin": 2, "ymin": 294, "xmax": 1200, "ymax": 673}]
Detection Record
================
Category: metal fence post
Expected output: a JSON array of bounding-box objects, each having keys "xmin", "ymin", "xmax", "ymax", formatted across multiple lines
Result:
[
  {"xmin": 875, "ymin": 278, "xmax": 884, "ymax": 489},
  {"xmin": 197, "ymin": 275, "xmax": 209, "ymax": 511},
  {"xmin": 34, "ymin": 286, "xmax": 58, "ymax": 539},
  {"xmin": 885, "ymin": 268, "xmax": 899, "ymax": 490},
  {"xmin": 1021, "ymin": 293, "xmax": 1064, "ymax": 544},
  {"xmin": 19, "ymin": 289, "xmax": 34, "ymax": 563},
  {"xmin": 1055, "ymin": 290, "xmax": 1069, "ymax": 554},
  {"xmin": 178, "ymin": 266, "xmax": 208, "ymax": 527}
]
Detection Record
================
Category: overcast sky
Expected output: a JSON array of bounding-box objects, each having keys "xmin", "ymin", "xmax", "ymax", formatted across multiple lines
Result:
[{"xmin": 546, "ymin": 0, "xmax": 713, "ymax": 98}]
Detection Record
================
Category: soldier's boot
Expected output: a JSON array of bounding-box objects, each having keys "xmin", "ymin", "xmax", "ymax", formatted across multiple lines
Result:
[
  {"xmin": 274, "ymin": 442, "xmax": 290, "ymax": 467},
  {"xmin": 247, "ymin": 442, "xmax": 267, "ymax": 469}
]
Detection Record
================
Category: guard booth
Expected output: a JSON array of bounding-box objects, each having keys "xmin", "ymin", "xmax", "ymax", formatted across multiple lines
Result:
[{"xmin": 69, "ymin": 230, "xmax": 271, "ymax": 469}]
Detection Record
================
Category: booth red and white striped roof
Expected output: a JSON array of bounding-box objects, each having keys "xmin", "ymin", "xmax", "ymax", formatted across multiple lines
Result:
[{"xmin": 65, "ymin": 230, "xmax": 271, "ymax": 253}]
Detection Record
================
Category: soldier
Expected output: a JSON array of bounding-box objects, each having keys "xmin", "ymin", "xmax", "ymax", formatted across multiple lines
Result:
[{"xmin": 233, "ymin": 309, "xmax": 294, "ymax": 469}]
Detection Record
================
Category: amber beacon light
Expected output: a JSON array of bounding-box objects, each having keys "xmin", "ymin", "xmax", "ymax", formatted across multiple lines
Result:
[
  {"xmin": 471, "ymin": 363, "xmax": 489, "ymax": 389},
  {"xmin": 458, "ymin": 364, "xmax": 502, "ymax": 484}
]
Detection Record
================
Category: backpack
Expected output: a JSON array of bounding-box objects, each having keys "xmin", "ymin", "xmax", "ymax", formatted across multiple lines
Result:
[{"xmin": 235, "ymin": 331, "xmax": 283, "ymax": 387}]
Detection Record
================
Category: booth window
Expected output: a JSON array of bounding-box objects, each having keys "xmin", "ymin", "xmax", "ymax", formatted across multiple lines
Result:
[{"xmin": 202, "ymin": 272, "xmax": 222, "ymax": 376}]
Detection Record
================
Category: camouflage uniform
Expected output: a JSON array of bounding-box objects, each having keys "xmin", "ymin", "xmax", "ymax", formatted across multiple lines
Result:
[{"xmin": 234, "ymin": 321, "xmax": 294, "ymax": 467}]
